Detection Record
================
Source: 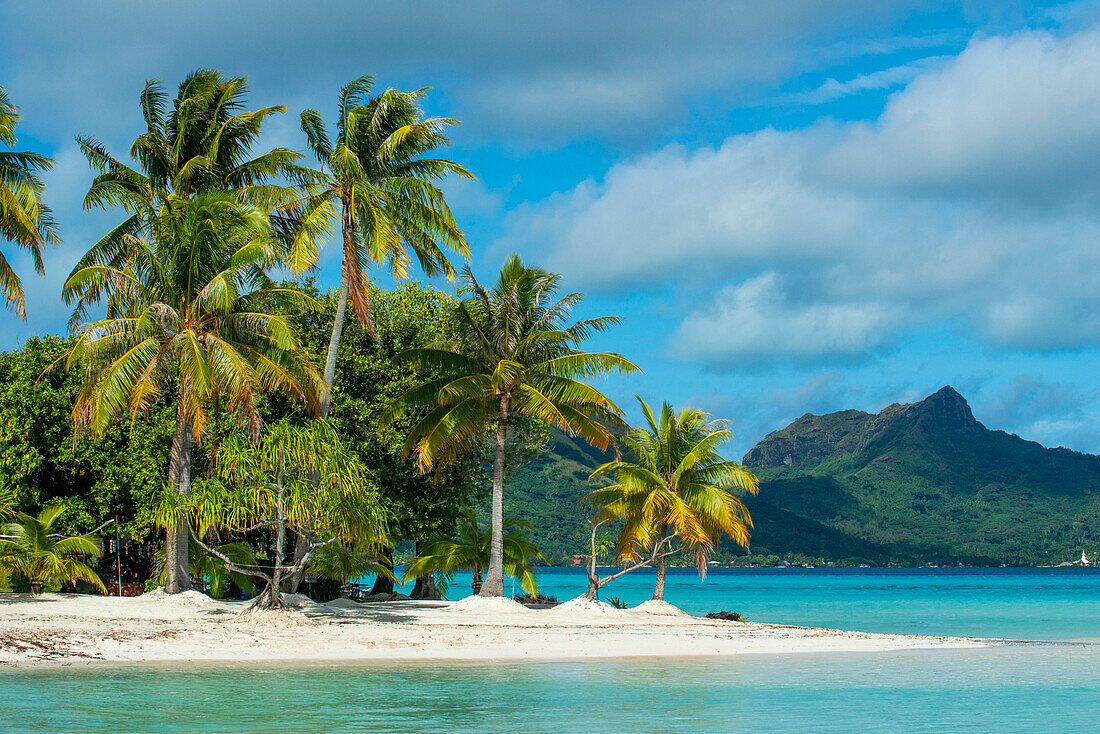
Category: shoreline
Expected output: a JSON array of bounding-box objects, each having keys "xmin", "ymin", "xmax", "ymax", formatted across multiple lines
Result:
[{"xmin": 0, "ymin": 592, "xmax": 990, "ymax": 669}]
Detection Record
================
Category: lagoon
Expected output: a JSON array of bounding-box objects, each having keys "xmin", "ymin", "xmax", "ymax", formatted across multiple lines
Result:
[{"xmin": 5, "ymin": 567, "xmax": 1100, "ymax": 732}]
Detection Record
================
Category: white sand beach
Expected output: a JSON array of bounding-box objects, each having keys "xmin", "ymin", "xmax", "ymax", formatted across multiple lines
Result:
[{"xmin": 0, "ymin": 592, "xmax": 988, "ymax": 668}]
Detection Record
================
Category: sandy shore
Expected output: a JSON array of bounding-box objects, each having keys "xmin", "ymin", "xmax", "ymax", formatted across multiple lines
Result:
[{"xmin": 0, "ymin": 592, "xmax": 988, "ymax": 668}]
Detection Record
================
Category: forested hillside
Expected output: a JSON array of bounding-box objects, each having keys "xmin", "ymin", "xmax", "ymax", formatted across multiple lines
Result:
[{"xmin": 511, "ymin": 387, "xmax": 1100, "ymax": 566}]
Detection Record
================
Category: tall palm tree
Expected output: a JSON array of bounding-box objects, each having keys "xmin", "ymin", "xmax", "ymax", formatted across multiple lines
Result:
[
  {"xmin": 586, "ymin": 398, "xmax": 759, "ymax": 601},
  {"xmin": 386, "ymin": 255, "xmax": 639, "ymax": 596},
  {"xmin": 403, "ymin": 508, "xmax": 546, "ymax": 596},
  {"xmin": 63, "ymin": 192, "xmax": 325, "ymax": 593},
  {"xmin": 0, "ymin": 505, "xmax": 105, "ymax": 595},
  {"xmin": 0, "ymin": 86, "xmax": 59, "ymax": 319},
  {"xmin": 65, "ymin": 70, "xmax": 321, "ymax": 594},
  {"xmin": 292, "ymin": 76, "xmax": 471, "ymax": 416}
]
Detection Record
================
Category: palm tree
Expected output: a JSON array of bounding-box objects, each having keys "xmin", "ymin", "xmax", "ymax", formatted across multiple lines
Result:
[
  {"xmin": 0, "ymin": 505, "xmax": 105, "ymax": 595},
  {"xmin": 292, "ymin": 76, "xmax": 471, "ymax": 416},
  {"xmin": 403, "ymin": 509, "xmax": 545, "ymax": 596},
  {"xmin": 63, "ymin": 192, "xmax": 325, "ymax": 594},
  {"xmin": 0, "ymin": 86, "xmax": 59, "ymax": 319},
  {"xmin": 386, "ymin": 255, "xmax": 639, "ymax": 596},
  {"xmin": 64, "ymin": 70, "xmax": 322, "ymax": 594},
  {"xmin": 586, "ymin": 398, "xmax": 759, "ymax": 601}
]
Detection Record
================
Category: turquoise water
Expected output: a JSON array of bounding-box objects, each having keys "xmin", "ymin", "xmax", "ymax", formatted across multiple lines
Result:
[
  {"xmin": 6, "ymin": 569, "xmax": 1100, "ymax": 732},
  {"xmin": 389, "ymin": 566, "xmax": 1100, "ymax": 640},
  {"xmin": 3, "ymin": 648, "xmax": 1099, "ymax": 732}
]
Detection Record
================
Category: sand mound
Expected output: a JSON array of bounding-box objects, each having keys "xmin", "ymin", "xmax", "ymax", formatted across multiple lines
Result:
[
  {"xmin": 236, "ymin": 606, "xmax": 314, "ymax": 627},
  {"xmin": 140, "ymin": 588, "xmax": 217, "ymax": 608},
  {"xmin": 446, "ymin": 595, "xmax": 530, "ymax": 614},
  {"xmin": 632, "ymin": 600, "xmax": 690, "ymax": 617},
  {"xmin": 281, "ymin": 593, "xmax": 324, "ymax": 610},
  {"xmin": 324, "ymin": 598, "xmax": 363, "ymax": 609},
  {"xmin": 547, "ymin": 596, "xmax": 631, "ymax": 619}
]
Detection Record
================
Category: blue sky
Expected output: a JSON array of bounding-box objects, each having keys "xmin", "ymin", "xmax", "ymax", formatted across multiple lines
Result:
[{"xmin": 2, "ymin": 0, "xmax": 1100, "ymax": 457}]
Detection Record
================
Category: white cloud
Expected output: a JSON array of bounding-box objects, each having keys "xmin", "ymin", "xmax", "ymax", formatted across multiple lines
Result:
[
  {"xmin": 671, "ymin": 272, "xmax": 897, "ymax": 367},
  {"xmin": 501, "ymin": 25, "xmax": 1100, "ymax": 363}
]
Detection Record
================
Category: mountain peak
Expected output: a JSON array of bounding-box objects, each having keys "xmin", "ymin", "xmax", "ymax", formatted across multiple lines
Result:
[{"xmin": 914, "ymin": 385, "xmax": 978, "ymax": 431}]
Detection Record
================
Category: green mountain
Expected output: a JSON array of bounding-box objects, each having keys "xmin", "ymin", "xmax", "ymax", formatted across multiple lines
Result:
[
  {"xmin": 741, "ymin": 386, "xmax": 1100, "ymax": 565},
  {"xmin": 509, "ymin": 387, "xmax": 1100, "ymax": 566}
]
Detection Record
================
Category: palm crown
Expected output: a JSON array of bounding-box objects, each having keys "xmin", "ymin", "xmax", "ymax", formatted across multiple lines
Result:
[
  {"xmin": 0, "ymin": 86, "xmax": 59, "ymax": 319},
  {"xmin": 292, "ymin": 76, "xmax": 472, "ymax": 328},
  {"xmin": 63, "ymin": 192, "xmax": 324, "ymax": 443},
  {"xmin": 587, "ymin": 397, "xmax": 759, "ymax": 578},
  {"xmin": 0, "ymin": 505, "xmax": 106, "ymax": 594},
  {"xmin": 391, "ymin": 254, "xmax": 639, "ymax": 470}
]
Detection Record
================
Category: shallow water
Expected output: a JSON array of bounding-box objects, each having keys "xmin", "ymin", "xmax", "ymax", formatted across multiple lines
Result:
[
  {"xmin": 3, "ymin": 647, "xmax": 1099, "ymax": 733},
  {"xmin": 7, "ymin": 568, "xmax": 1100, "ymax": 731}
]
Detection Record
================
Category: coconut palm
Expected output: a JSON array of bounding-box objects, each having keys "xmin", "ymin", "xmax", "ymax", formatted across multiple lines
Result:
[
  {"xmin": 0, "ymin": 505, "xmax": 105, "ymax": 595},
  {"xmin": 0, "ymin": 86, "xmax": 59, "ymax": 319},
  {"xmin": 291, "ymin": 77, "xmax": 471, "ymax": 415},
  {"xmin": 63, "ymin": 192, "xmax": 325, "ymax": 594},
  {"xmin": 403, "ymin": 509, "xmax": 545, "ymax": 596},
  {"xmin": 586, "ymin": 398, "xmax": 759, "ymax": 601},
  {"xmin": 65, "ymin": 70, "xmax": 322, "ymax": 594},
  {"xmin": 386, "ymin": 255, "xmax": 639, "ymax": 596}
]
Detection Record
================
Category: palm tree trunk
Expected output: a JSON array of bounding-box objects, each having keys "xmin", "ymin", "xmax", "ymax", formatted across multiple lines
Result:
[
  {"xmin": 164, "ymin": 401, "xmax": 193, "ymax": 595},
  {"xmin": 479, "ymin": 394, "xmax": 510, "ymax": 597},
  {"xmin": 652, "ymin": 522, "xmax": 668, "ymax": 601},
  {"xmin": 410, "ymin": 540, "xmax": 441, "ymax": 600},
  {"xmin": 369, "ymin": 546, "xmax": 395, "ymax": 595},
  {"xmin": 290, "ymin": 207, "xmax": 350, "ymax": 591},
  {"xmin": 320, "ymin": 268, "xmax": 349, "ymax": 417}
]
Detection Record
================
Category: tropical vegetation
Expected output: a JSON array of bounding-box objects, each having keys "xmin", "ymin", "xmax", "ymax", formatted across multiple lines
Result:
[
  {"xmin": 403, "ymin": 508, "xmax": 545, "ymax": 596},
  {"xmin": 0, "ymin": 505, "xmax": 105, "ymax": 595},
  {"xmin": 63, "ymin": 72, "xmax": 326, "ymax": 593},
  {"xmin": 586, "ymin": 398, "xmax": 758, "ymax": 600},
  {"xmin": 386, "ymin": 255, "xmax": 639, "ymax": 596},
  {"xmin": 0, "ymin": 86, "xmax": 59, "ymax": 319}
]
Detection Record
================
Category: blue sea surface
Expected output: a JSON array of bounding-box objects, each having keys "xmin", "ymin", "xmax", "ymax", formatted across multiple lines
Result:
[
  {"xmin": 390, "ymin": 565, "xmax": 1100, "ymax": 641},
  {"xmin": 5, "ymin": 568, "xmax": 1100, "ymax": 732}
]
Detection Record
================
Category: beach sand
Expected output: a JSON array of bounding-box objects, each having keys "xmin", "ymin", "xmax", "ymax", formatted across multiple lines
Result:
[{"xmin": 0, "ymin": 592, "xmax": 988, "ymax": 668}]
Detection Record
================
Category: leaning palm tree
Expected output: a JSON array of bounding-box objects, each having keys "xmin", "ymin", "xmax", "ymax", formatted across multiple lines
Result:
[
  {"xmin": 586, "ymin": 398, "xmax": 759, "ymax": 601},
  {"xmin": 386, "ymin": 255, "xmax": 639, "ymax": 596},
  {"xmin": 403, "ymin": 509, "xmax": 546, "ymax": 596},
  {"xmin": 64, "ymin": 192, "xmax": 325, "ymax": 593},
  {"xmin": 291, "ymin": 77, "xmax": 471, "ymax": 415},
  {"xmin": 0, "ymin": 505, "xmax": 105, "ymax": 595},
  {"xmin": 0, "ymin": 86, "xmax": 59, "ymax": 319}
]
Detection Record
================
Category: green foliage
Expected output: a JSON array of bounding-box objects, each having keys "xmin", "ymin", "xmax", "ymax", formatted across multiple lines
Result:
[
  {"xmin": 0, "ymin": 335, "xmax": 172, "ymax": 539},
  {"xmin": 0, "ymin": 85, "xmax": 59, "ymax": 320},
  {"xmin": 153, "ymin": 537, "xmax": 257, "ymax": 598},
  {"xmin": 290, "ymin": 278, "xmax": 483, "ymax": 545},
  {"xmin": 586, "ymin": 397, "xmax": 758, "ymax": 575},
  {"xmin": 605, "ymin": 596, "xmax": 628, "ymax": 609},
  {"xmin": 0, "ymin": 505, "xmax": 105, "ymax": 593},
  {"xmin": 404, "ymin": 509, "xmax": 547, "ymax": 595}
]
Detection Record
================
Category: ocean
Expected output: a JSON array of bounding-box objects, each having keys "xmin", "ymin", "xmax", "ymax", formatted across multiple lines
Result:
[{"xmin": 3, "ymin": 567, "xmax": 1098, "ymax": 732}]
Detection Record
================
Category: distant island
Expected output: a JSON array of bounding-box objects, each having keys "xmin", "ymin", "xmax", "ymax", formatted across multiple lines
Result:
[{"xmin": 512, "ymin": 387, "xmax": 1100, "ymax": 566}]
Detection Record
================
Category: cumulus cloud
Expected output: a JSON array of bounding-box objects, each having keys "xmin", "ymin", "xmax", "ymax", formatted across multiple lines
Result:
[
  {"xmin": 0, "ymin": 0, "xmax": 935, "ymax": 145},
  {"xmin": 671, "ymin": 272, "xmax": 897, "ymax": 367},
  {"xmin": 501, "ymin": 24, "xmax": 1100, "ymax": 364}
]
